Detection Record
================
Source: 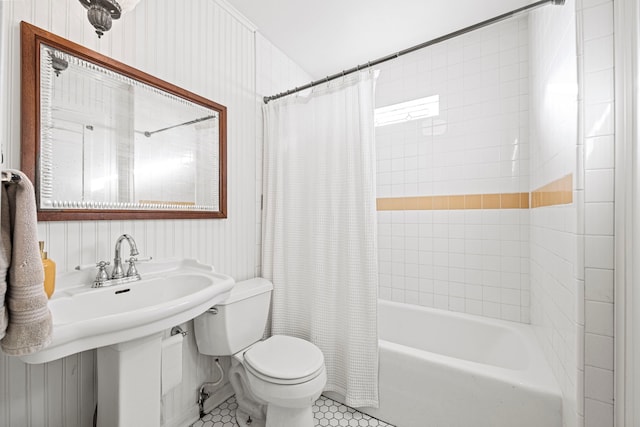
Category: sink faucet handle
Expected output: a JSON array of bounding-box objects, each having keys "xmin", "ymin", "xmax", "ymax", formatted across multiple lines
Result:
[
  {"xmin": 96, "ymin": 260, "xmax": 110, "ymax": 267},
  {"xmin": 94, "ymin": 261, "xmax": 111, "ymax": 287},
  {"xmin": 126, "ymin": 257, "xmax": 140, "ymax": 278}
]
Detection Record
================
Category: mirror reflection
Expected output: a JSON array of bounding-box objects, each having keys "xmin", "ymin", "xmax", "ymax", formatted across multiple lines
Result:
[{"xmin": 39, "ymin": 43, "xmax": 222, "ymax": 214}]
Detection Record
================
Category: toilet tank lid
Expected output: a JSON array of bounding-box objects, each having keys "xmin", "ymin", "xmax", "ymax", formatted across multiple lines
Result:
[{"xmin": 217, "ymin": 278, "xmax": 273, "ymax": 305}]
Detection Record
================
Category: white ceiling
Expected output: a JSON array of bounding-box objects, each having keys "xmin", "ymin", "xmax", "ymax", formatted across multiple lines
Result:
[{"xmin": 224, "ymin": 0, "xmax": 541, "ymax": 79}]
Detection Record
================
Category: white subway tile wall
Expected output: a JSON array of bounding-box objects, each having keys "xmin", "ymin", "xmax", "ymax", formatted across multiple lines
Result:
[
  {"xmin": 579, "ymin": 0, "xmax": 615, "ymax": 426},
  {"xmin": 374, "ymin": 17, "xmax": 531, "ymax": 322},
  {"xmin": 528, "ymin": 1, "xmax": 581, "ymax": 427},
  {"xmin": 377, "ymin": 209, "xmax": 530, "ymax": 322},
  {"xmin": 530, "ymin": 0, "xmax": 617, "ymax": 425}
]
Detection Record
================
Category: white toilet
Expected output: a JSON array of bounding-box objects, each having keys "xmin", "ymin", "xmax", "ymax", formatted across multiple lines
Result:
[{"xmin": 194, "ymin": 278, "xmax": 327, "ymax": 427}]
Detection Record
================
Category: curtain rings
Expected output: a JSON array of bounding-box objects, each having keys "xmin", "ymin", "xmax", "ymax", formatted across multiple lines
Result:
[{"xmin": 319, "ymin": 76, "xmax": 329, "ymax": 91}]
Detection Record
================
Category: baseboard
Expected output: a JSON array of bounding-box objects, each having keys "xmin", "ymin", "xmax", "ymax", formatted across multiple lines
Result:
[
  {"xmin": 164, "ymin": 404, "xmax": 202, "ymax": 427},
  {"xmin": 165, "ymin": 383, "xmax": 235, "ymax": 427},
  {"xmin": 203, "ymin": 382, "xmax": 235, "ymax": 415}
]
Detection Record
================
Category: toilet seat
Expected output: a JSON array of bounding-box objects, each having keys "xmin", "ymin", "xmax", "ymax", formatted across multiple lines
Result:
[{"xmin": 243, "ymin": 335, "xmax": 325, "ymax": 385}]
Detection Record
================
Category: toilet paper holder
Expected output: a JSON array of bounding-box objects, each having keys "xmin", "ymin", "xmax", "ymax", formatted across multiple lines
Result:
[{"xmin": 171, "ymin": 326, "xmax": 188, "ymax": 337}]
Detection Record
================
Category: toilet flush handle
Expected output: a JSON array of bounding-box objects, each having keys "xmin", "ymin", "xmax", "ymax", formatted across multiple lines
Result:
[{"xmin": 207, "ymin": 307, "xmax": 218, "ymax": 315}]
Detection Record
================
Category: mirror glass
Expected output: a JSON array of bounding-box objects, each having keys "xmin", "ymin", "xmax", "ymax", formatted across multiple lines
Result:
[
  {"xmin": 22, "ymin": 22, "xmax": 226, "ymax": 220},
  {"xmin": 41, "ymin": 45, "xmax": 219, "ymax": 212}
]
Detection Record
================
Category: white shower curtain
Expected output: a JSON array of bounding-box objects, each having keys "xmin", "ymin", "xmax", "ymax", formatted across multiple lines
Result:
[{"xmin": 262, "ymin": 71, "xmax": 379, "ymax": 408}]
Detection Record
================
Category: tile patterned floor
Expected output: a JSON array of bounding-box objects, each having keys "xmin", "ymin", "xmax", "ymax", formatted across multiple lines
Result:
[{"xmin": 192, "ymin": 395, "xmax": 394, "ymax": 427}]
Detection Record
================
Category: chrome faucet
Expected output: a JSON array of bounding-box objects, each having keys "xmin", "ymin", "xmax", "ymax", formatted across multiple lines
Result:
[
  {"xmin": 112, "ymin": 234, "xmax": 139, "ymax": 279},
  {"xmin": 91, "ymin": 234, "xmax": 149, "ymax": 288}
]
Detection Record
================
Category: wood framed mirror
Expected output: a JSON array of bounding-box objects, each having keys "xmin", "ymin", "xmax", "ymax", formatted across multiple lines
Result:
[{"xmin": 21, "ymin": 21, "xmax": 227, "ymax": 221}]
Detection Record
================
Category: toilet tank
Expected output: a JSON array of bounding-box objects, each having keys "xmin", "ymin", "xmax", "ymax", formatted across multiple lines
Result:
[{"xmin": 194, "ymin": 278, "xmax": 273, "ymax": 356}]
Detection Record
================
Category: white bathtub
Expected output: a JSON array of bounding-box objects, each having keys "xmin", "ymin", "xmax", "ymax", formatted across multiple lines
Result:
[{"xmin": 327, "ymin": 300, "xmax": 562, "ymax": 427}]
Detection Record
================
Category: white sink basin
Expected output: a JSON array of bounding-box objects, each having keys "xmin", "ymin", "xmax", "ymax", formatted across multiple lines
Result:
[{"xmin": 20, "ymin": 258, "xmax": 234, "ymax": 364}]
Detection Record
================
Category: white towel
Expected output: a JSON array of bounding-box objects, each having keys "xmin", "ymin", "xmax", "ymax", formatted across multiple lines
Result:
[
  {"xmin": 0, "ymin": 170, "xmax": 52, "ymax": 355},
  {"xmin": 161, "ymin": 333, "xmax": 183, "ymax": 394}
]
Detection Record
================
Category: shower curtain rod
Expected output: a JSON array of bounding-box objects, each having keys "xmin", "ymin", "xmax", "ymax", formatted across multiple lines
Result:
[
  {"xmin": 140, "ymin": 115, "xmax": 216, "ymax": 137},
  {"xmin": 263, "ymin": 0, "xmax": 565, "ymax": 104}
]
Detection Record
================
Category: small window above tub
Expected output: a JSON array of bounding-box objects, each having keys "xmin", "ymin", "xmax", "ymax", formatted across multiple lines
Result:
[{"xmin": 374, "ymin": 95, "xmax": 440, "ymax": 127}]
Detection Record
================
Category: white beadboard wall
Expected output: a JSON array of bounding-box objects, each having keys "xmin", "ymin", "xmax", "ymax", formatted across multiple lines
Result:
[
  {"xmin": 0, "ymin": 0, "xmax": 306, "ymax": 426},
  {"xmin": 1, "ymin": 0, "xmax": 258, "ymax": 281},
  {"xmin": 254, "ymin": 33, "xmax": 313, "ymax": 277},
  {"xmin": 529, "ymin": 0, "xmax": 581, "ymax": 426}
]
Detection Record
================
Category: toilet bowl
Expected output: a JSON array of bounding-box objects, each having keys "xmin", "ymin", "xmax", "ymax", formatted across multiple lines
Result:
[
  {"xmin": 194, "ymin": 278, "xmax": 327, "ymax": 427},
  {"xmin": 230, "ymin": 335, "xmax": 327, "ymax": 427}
]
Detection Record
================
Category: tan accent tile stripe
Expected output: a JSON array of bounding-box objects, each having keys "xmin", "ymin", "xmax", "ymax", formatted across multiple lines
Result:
[
  {"xmin": 465, "ymin": 195, "xmax": 481, "ymax": 209},
  {"xmin": 376, "ymin": 174, "xmax": 571, "ymax": 211},
  {"xmin": 376, "ymin": 192, "xmax": 531, "ymax": 211},
  {"xmin": 482, "ymin": 194, "xmax": 501, "ymax": 209},
  {"xmin": 531, "ymin": 174, "xmax": 573, "ymax": 208}
]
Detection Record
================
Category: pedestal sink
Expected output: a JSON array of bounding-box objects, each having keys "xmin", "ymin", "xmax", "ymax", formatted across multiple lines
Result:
[{"xmin": 19, "ymin": 258, "xmax": 235, "ymax": 427}]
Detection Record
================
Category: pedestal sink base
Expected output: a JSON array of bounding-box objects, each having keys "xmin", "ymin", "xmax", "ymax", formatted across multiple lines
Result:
[{"xmin": 97, "ymin": 333, "xmax": 162, "ymax": 427}]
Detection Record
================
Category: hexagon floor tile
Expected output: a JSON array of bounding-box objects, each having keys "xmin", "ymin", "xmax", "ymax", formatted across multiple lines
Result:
[{"xmin": 191, "ymin": 395, "xmax": 394, "ymax": 427}]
